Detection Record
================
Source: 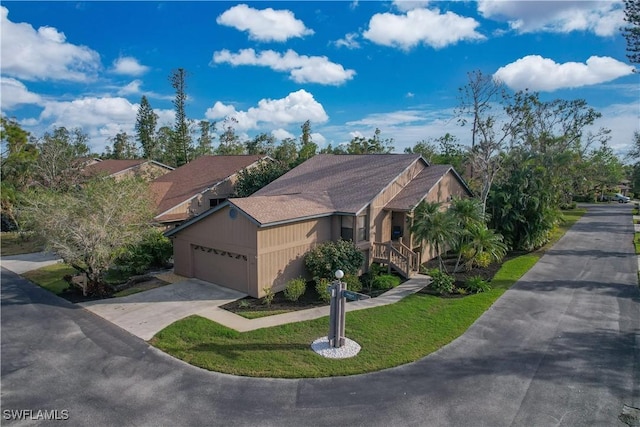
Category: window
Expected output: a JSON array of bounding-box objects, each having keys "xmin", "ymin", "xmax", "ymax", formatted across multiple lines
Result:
[
  {"xmin": 357, "ymin": 214, "xmax": 368, "ymax": 241},
  {"xmin": 341, "ymin": 216, "xmax": 353, "ymax": 241},
  {"xmin": 209, "ymin": 198, "xmax": 224, "ymax": 208}
]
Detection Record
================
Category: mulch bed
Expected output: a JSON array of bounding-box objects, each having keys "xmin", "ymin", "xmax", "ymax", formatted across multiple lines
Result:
[
  {"xmin": 220, "ymin": 284, "xmax": 328, "ymax": 313},
  {"xmin": 58, "ymin": 277, "xmax": 170, "ymax": 304}
]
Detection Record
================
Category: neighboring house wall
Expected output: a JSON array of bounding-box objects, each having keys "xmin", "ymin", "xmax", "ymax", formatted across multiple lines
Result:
[
  {"xmin": 172, "ymin": 205, "xmax": 258, "ymax": 294},
  {"xmin": 256, "ymin": 217, "xmax": 332, "ymax": 295}
]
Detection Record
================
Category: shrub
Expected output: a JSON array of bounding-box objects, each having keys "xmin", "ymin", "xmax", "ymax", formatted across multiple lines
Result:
[
  {"xmin": 315, "ymin": 278, "xmax": 331, "ymax": 303},
  {"xmin": 429, "ymin": 270, "xmax": 454, "ymax": 294},
  {"xmin": 261, "ymin": 287, "xmax": 275, "ymax": 307},
  {"xmin": 372, "ymin": 274, "xmax": 402, "ymax": 290},
  {"xmin": 304, "ymin": 240, "xmax": 365, "ymax": 281},
  {"xmin": 474, "ymin": 252, "xmax": 492, "ymax": 268},
  {"xmin": 115, "ymin": 230, "xmax": 173, "ymax": 275},
  {"xmin": 465, "ymin": 275, "xmax": 491, "ymax": 293},
  {"xmin": 343, "ymin": 274, "xmax": 362, "ymax": 292},
  {"xmin": 283, "ymin": 277, "xmax": 306, "ymax": 302}
]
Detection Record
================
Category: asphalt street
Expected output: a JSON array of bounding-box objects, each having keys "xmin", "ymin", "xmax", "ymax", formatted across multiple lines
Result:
[{"xmin": 1, "ymin": 203, "xmax": 638, "ymax": 427}]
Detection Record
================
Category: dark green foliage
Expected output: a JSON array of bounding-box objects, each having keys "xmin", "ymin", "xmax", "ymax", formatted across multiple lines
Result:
[
  {"xmin": 346, "ymin": 128, "xmax": 394, "ymax": 154},
  {"xmin": 283, "ymin": 277, "xmax": 306, "ymax": 302},
  {"xmin": 304, "ymin": 240, "xmax": 365, "ymax": 281},
  {"xmin": 487, "ymin": 154, "xmax": 560, "ymax": 251},
  {"xmin": 234, "ymin": 160, "xmax": 289, "ymax": 197},
  {"xmin": 343, "ymin": 274, "xmax": 362, "ymax": 292},
  {"xmin": 428, "ymin": 269, "xmax": 455, "ymax": 294},
  {"xmin": 465, "ymin": 275, "xmax": 491, "ymax": 293},
  {"xmin": 371, "ymin": 274, "xmax": 401, "ymax": 290},
  {"xmin": 410, "ymin": 200, "xmax": 458, "ymax": 272},
  {"xmin": 115, "ymin": 229, "xmax": 173, "ymax": 275}
]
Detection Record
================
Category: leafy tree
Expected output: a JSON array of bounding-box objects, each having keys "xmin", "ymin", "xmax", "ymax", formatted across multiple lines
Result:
[
  {"xmin": 195, "ymin": 120, "xmax": 216, "ymax": 157},
  {"xmin": 297, "ymin": 120, "xmax": 317, "ymax": 164},
  {"xmin": 156, "ymin": 126, "xmax": 176, "ymax": 167},
  {"xmin": 170, "ymin": 68, "xmax": 193, "ymax": 166},
  {"xmin": 404, "ymin": 139, "xmax": 437, "ymax": 163},
  {"xmin": 245, "ymin": 132, "xmax": 276, "ymax": 156},
  {"xmin": 234, "ymin": 160, "xmax": 289, "ymax": 197},
  {"xmin": 32, "ymin": 127, "xmax": 90, "ymax": 191},
  {"xmin": 627, "ymin": 131, "xmax": 640, "ymax": 195},
  {"xmin": 461, "ymin": 224, "xmax": 507, "ymax": 270},
  {"xmin": 410, "ymin": 200, "xmax": 458, "ymax": 272},
  {"xmin": 587, "ymin": 141, "xmax": 624, "ymax": 200},
  {"xmin": 216, "ymin": 117, "xmax": 245, "ymax": 155},
  {"xmin": 623, "ymin": 0, "xmax": 640, "ymax": 65},
  {"xmin": 273, "ymin": 137, "xmax": 299, "ymax": 167},
  {"xmin": 22, "ymin": 177, "xmax": 155, "ymax": 295},
  {"xmin": 1, "ymin": 118, "xmax": 37, "ymax": 229},
  {"xmin": 135, "ymin": 96, "xmax": 158, "ymax": 159},
  {"xmin": 346, "ymin": 128, "xmax": 394, "ymax": 154},
  {"xmin": 107, "ymin": 131, "xmax": 138, "ymax": 159},
  {"xmin": 319, "ymin": 143, "xmax": 347, "ymax": 154}
]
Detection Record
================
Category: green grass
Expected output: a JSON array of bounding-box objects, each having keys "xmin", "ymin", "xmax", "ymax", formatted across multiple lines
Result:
[
  {"xmin": 1, "ymin": 232, "xmax": 44, "ymax": 256},
  {"xmin": 151, "ymin": 251, "xmax": 546, "ymax": 378},
  {"xmin": 236, "ymin": 310, "xmax": 294, "ymax": 319},
  {"xmin": 22, "ymin": 263, "xmax": 76, "ymax": 295}
]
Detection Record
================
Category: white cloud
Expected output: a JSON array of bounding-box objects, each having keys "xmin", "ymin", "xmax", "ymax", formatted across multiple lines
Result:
[
  {"xmin": 494, "ymin": 55, "xmax": 635, "ymax": 92},
  {"xmin": 205, "ymin": 89, "xmax": 328, "ymax": 132},
  {"xmin": 271, "ymin": 128, "xmax": 295, "ymax": 141},
  {"xmin": 363, "ymin": 8, "xmax": 485, "ymax": 50},
  {"xmin": 0, "ymin": 6, "xmax": 100, "ymax": 82},
  {"xmin": 111, "ymin": 56, "xmax": 149, "ymax": 76},
  {"xmin": 117, "ymin": 80, "xmax": 143, "ymax": 96},
  {"xmin": 393, "ymin": 1, "xmax": 430, "ymax": 12},
  {"xmin": 406, "ymin": 92, "xmax": 415, "ymax": 98},
  {"xmin": 347, "ymin": 110, "xmax": 429, "ymax": 127},
  {"xmin": 212, "ymin": 48, "xmax": 355, "ymax": 85},
  {"xmin": 34, "ymin": 96, "xmax": 173, "ymax": 151},
  {"xmin": 216, "ymin": 4, "xmax": 313, "ymax": 42},
  {"xmin": 0, "ymin": 77, "xmax": 42, "ymax": 110},
  {"xmin": 334, "ymin": 33, "xmax": 361, "ymax": 49},
  {"xmin": 310, "ymin": 132, "xmax": 326, "ymax": 146},
  {"xmin": 477, "ymin": 1, "xmax": 624, "ymax": 36}
]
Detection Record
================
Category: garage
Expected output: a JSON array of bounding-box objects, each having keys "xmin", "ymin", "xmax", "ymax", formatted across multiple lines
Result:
[{"xmin": 191, "ymin": 245, "xmax": 248, "ymax": 293}]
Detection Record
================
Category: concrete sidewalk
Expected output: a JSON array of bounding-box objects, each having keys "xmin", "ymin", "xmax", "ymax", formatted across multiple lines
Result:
[
  {"xmin": 201, "ymin": 274, "xmax": 430, "ymax": 333},
  {"xmin": 1, "ymin": 251, "xmax": 62, "ymax": 274}
]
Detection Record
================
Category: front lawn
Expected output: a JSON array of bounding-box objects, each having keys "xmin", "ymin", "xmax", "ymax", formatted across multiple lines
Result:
[{"xmin": 22, "ymin": 263, "xmax": 76, "ymax": 295}]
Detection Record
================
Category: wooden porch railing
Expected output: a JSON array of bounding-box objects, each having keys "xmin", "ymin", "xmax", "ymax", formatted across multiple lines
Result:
[{"xmin": 371, "ymin": 241, "xmax": 419, "ymax": 278}]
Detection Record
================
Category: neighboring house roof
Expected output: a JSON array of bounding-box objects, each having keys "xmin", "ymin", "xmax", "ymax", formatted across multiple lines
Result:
[
  {"xmin": 385, "ymin": 165, "xmax": 472, "ymax": 211},
  {"xmin": 84, "ymin": 159, "xmax": 173, "ymax": 178},
  {"xmin": 151, "ymin": 155, "xmax": 266, "ymax": 222}
]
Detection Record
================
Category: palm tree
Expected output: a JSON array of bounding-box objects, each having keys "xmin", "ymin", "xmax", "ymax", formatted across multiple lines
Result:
[
  {"xmin": 411, "ymin": 200, "xmax": 458, "ymax": 272},
  {"xmin": 462, "ymin": 223, "xmax": 508, "ymax": 270},
  {"xmin": 449, "ymin": 198, "xmax": 486, "ymax": 271}
]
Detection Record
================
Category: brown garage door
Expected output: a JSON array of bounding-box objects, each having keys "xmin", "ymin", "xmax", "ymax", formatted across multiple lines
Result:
[{"xmin": 192, "ymin": 245, "xmax": 248, "ymax": 293}]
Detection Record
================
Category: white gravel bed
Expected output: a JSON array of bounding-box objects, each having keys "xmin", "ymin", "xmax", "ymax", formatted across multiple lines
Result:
[{"xmin": 311, "ymin": 336, "xmax": 361, "ymax": 359}]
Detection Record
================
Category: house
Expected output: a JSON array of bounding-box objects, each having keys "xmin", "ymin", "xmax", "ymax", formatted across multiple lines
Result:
[
  {"xmin": 84, "ymin": 159, "xmax": 173, "ymax": 181},
  {"xmin": 166, "ymin": 154, "xmax": 472, "ymax": 298},
  {"xmin": 151, "ymin": 155, "xmax": 270, "ymax": 227}
]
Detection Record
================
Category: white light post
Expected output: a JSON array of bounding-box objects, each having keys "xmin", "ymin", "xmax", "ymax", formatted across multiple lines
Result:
[{"xmin": 328, "ymin": 269, "xmax": 346, "ymax": 348}]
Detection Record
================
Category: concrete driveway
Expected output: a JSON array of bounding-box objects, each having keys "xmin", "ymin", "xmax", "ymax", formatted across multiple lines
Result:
[
  {"xmin": 1, "ymin": 251, "xmax": 61, "ymax": 274},
  {"xmin": 79, "ymin": 279, "xmax": 246, "ymax": 340}
]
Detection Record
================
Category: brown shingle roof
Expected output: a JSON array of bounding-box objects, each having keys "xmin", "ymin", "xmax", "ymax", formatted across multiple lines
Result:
[
  {"xmin": 385, "ymin": 165, "xmax": 454, "ymax": 211},
  {"xmin": 84, "ymin": 159, "xmax": 146, "ymax": 176},
  {"xmin": 253, "ymin": 154, "xmax": 422, "ymax": 214},
  {"xmin": 151, "ymin": 155, "xmax": 265, "ymax": 218},
  {"xmin": 231, "ymin": 193, "xmax": 335, "ymax": 225}
]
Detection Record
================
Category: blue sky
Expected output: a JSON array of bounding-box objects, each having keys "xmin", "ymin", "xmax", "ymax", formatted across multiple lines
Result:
[{"xmin": 1, "ymin": 1, "xmax": 638, "ymax": 155}]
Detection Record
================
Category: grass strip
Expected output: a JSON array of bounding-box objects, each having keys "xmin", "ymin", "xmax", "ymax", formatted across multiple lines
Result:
[{"xmin": 22, "ymin": 263, "xmax": 76, "ymax": 295}]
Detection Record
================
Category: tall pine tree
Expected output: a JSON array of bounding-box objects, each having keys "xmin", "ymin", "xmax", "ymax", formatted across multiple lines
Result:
[
  {"xmin": 135, "ymin": 96, "xmax": 158, "ymax": 159},
  {"xmin": 170, "ymin": 68, "xmax": 192, "ymax": 166}
]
